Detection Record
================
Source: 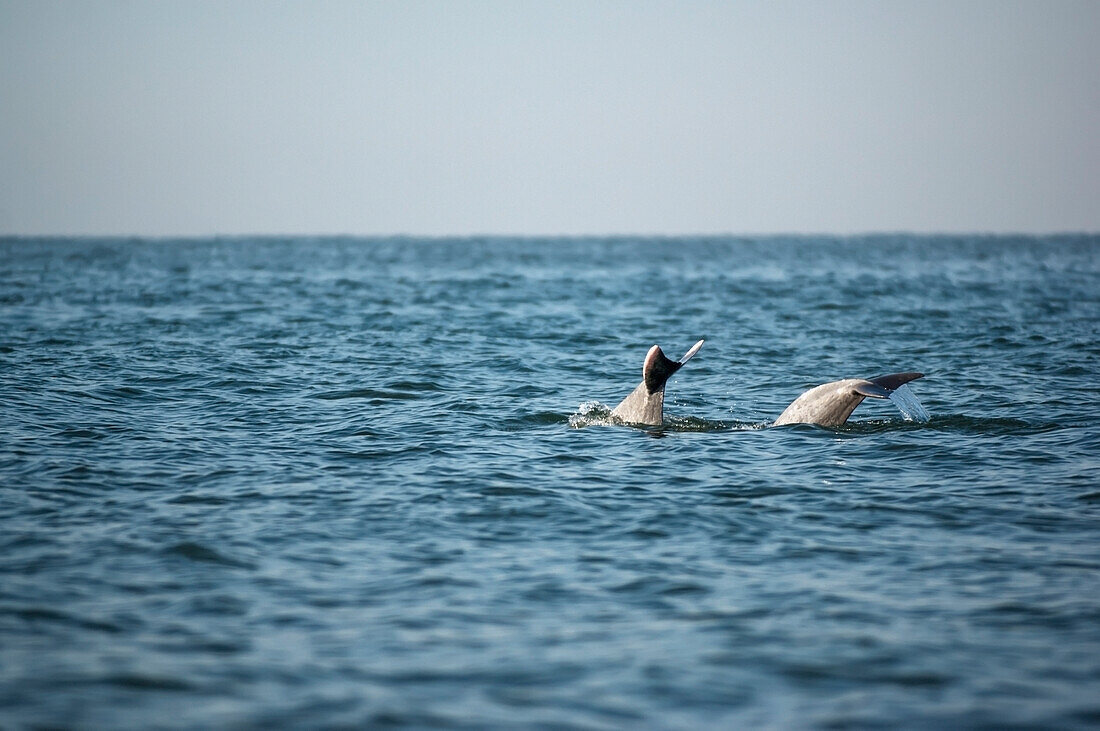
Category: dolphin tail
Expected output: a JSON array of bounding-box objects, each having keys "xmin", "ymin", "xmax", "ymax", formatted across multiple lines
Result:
[
  {"xmin": 775, "ymin": 371, "xmax": 925, "ymax": 427},
  {"xmin": 611, "ymin": 340, "xmax": 704, "ymax": 426}
]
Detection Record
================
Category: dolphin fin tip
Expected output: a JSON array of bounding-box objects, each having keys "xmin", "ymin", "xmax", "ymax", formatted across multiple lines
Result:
[{"xmin": 679, "ymin": 339, "xmax": 704, "ymax": 364}]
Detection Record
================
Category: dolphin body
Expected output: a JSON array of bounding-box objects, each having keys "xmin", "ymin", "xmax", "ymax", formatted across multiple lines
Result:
[
  {"xmin": 772, "ymin": 372, "xmax": 925, "ymax": 427},
  {"xmin": 610, "ymin": 340, "xmax": 704, "ymax": 426}
]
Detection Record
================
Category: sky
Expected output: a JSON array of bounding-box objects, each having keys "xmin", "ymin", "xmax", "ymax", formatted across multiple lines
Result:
[{"xmin": 1, "ymin": 0, "xmax": 1098, "ymax": 236}]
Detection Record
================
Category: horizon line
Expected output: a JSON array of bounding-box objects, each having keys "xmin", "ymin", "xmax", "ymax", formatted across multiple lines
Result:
[{"xmin": 2, "ymin": 230, "xmax": 1098, "ymax": 241}]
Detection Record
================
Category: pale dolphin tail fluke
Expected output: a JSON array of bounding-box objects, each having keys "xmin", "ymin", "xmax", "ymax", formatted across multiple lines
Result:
[
  {"xmin": 610, "ymin": 340, "xmax": 704, "ymax": 426},
  {"xmin": 773, "ymin": 371, "xmax": 925, "ymax": 427}
]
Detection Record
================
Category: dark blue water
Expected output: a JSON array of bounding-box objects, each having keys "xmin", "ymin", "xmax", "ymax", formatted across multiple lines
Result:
[{"xmin": 2, "ymin": 235, "xmax": 1099, "ymax": 728}]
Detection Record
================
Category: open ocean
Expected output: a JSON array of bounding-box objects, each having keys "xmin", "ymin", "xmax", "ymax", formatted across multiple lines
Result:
[{"xmin": 1, "ymin": 235, "xmax": 1098, "ymax": 729}]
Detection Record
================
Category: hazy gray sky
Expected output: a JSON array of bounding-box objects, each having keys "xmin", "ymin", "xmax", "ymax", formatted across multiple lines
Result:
[{"xmin": 1, "ymin": 1, "xmax": 1097, "ymax": 235}]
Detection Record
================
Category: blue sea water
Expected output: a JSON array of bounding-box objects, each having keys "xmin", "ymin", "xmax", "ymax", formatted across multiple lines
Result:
[{"xmin": 1, "ymin": 235, "xmax": 1098, "ymax": 728}]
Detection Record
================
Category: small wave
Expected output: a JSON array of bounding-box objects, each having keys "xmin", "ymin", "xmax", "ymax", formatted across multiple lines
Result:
[
  {"xmin": 315, "ymin": 379, "xmax": 444, "ymax": 401},
  {"xmin": 166, "ymin": 492, "xmax": 233, "ymax": 506},
  {"xmin": 316, "ymin": 384, "xmax": 402, "ymax": 402},
  {"xmin": 5, "ymin": 605, "xmax": 126, "ymax": 634},
  {"xmin": 164, "ymin": 541, "xmax": 254, "ymax": 569},
  {"xmin": 103, "ymin": 673, "xmax": 195, "ymax": 691},
  {"xmin": 923, "ymin": 415, "xmax": 1060, "ymax": 436},
  {"xmin": 497, "ymin": 411, "xmax": 569, "ymax": 430},
  {"xmin": 52, "ymin": 427, "xmax": 106, "ymax": 439},
  {"xmin": 315, "ymin": 387, "xmax": 419, "ymax": 401}
]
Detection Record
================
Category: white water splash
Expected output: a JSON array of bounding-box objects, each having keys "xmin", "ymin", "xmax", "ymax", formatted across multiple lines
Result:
[
  {"xmin": 888, "ymin": 383, "xmax": 931, "ymax": 423},
  {"xmin": 568, "ymin": 401, "xmax": 615, "ymax": 428}
]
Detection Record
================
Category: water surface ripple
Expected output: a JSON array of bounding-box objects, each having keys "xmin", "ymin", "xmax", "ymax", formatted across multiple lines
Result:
[{"xmin": 1, "ymin": 236, "xmax": 1099, "ymax": 728}]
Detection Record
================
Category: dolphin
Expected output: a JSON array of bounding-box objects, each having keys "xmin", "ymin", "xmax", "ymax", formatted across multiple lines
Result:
[
  {"xmin": 772, "ymin": 372, "xmax": 925, "ymax": 427},
  {"xmin": 610, "ymin": 340, "xmax": 704, "ymax": 426}
]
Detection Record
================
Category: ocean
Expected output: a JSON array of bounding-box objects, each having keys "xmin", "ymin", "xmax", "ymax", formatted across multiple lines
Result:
[{"xmin": 1, "ymin": 235, "xmax": 1098, "ymax": 728}]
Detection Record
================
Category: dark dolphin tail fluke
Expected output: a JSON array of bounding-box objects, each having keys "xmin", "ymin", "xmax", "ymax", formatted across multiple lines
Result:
[
  {"xmin": 853, "ymin": 372, "xmax": 925, "ymax": 401},
  {"xmin": 643, "ymin": 346, "xmax": 682, "ymax": 393},
  {"xmin": 611, "ymin": 340, "xmax": 704, "ymax": 426},
  {"xmin": 644, "ymin": 339, "xmax": 705, "ymax": 393},
  {"xmin": 868, "ymin": 372, "xmax": 924, "ymax": 394}
]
